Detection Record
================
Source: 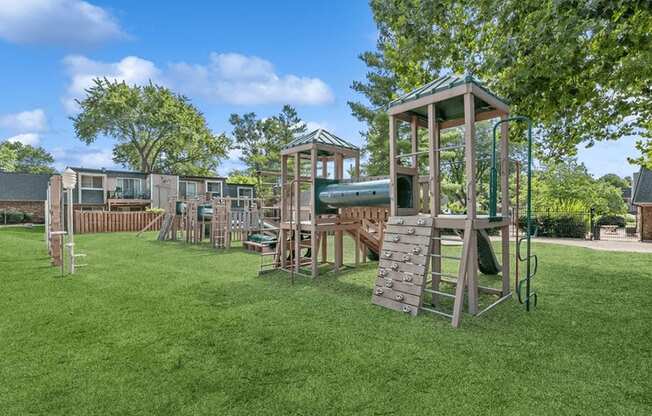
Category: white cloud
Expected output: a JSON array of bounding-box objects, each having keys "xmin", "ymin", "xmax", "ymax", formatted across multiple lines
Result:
[
  {"xmin": 62, "ymin": 52, "xmax": 334, "ymax": 113},
  {"xmin": 62, "ymin": 55, "xmax": 161, "ymax": 113},
  {"xmin": 78, "ymin": 148, "xmax": 114, "ymax": 168},
  {"xmin": 168, "ymin": 52, "xmax": 335, "ymax": 105},
  {"xmin": 305, "ymin": 121, "xmax": 331, "ymax": 132},
  {"xmin": 0, "ymin": 0, "xmax": 126, "ymax": 46},
  {"xmin": 51, "ymin": 145, "xmax": 116, "ymax": 170},
  {"xmin": 0, "ymin": 109, "xmax": 48, "ymax": 132},
  {"xmin": 5, "ymin": 133, "xmax": 40, "ymax": 146}
]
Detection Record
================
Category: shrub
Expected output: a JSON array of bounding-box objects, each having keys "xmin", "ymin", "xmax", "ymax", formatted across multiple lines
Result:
[
  {"xmin": 4, "ymin": 211, "xmax": 25, "ymax": 224},
  {"xmin": 145, "ymin": 207, "xmax": 165, "ymax": 214},
  {"xmin": 520, "ymin": 214, "xmax": 588, "ymax": 238},
  {"xmin": 22, "ymin": 212, "xmax": 34, "ymax": 223},
  {"xmin": 596, "ymin": 215, "xmax": 625, "ymax": 227}
]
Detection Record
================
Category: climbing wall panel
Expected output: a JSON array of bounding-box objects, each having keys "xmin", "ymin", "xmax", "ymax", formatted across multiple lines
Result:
[{"xmin": 371, "ymin": 216, "xmax": 433, "ymax": 316}]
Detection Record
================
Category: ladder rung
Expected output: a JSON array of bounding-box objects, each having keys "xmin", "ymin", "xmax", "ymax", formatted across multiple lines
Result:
[
  {"xmin": 431, "ymin": 272, "xmax": 458, "ymax": 279},
  {"xmin": 430, "ymin": 254, "xmax": 461, "ymax": 260},
  {"xmin": 419, "ymin": 305, "xmax": 453, "ymax": 318},
  {"xmin": 435, "ymin": 144, "xmax": 465, "ymax": 152},
  {"xmin": 432, "ymin": 236, "xmax": 461, "ymax": 241},
  {"xmin": 423, "ymin": 288, "xmax": 456, "ymax": 298},
  {"xmin": 394, "ymin": 150, "xmax": 429, "ymax": 158}
]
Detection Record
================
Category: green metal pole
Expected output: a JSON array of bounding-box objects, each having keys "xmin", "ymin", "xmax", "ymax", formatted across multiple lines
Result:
[{"xmin": 492, "ymin": 116, "xmax": 535, "ymax": 310}]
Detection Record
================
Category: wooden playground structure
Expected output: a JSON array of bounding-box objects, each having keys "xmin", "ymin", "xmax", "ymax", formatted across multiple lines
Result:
[
  {"xmin": 156, "ymin": 195, "xmax": 264, "ymax": 249},
  {"xmin": 374, "ymin": 75, "xmax": 516, "ymax": 327},
  {"xmin": 266, "ymin": 76, "xmax": 534, "ymax": 328}
]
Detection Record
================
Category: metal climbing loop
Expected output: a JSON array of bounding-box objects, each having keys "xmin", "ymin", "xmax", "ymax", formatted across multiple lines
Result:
[{"xmin": 491, "ymin": 116, "xmax": 538, "ymax": 311}]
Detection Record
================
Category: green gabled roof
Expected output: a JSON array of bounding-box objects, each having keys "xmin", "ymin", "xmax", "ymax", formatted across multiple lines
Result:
[
  {"xmin": 283, "ymin": 129, "xmax": 359, "ymax": 151},
  {"xmin": 387, "ymin": 74, "xmax": 508, "ymax": 119}
]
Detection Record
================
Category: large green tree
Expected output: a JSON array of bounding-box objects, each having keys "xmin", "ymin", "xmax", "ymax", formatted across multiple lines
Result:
[
  {"xmin": 351, "ymin": 0, "xmax": 652, "ymax": 168},
  {"xmin": 532, "ymin": 161, "xmax": 626, "ymax": 215},
  {"xmin": 72, "ymin": 79, "xmax": 230, "ymax": 175},
  {"xmin": 228, "ymin": 105, "xmax": 306, "ymax": 195},
  {"xmin": 0, "ymin": 141, "xmax": 55, "ymax": 174}
]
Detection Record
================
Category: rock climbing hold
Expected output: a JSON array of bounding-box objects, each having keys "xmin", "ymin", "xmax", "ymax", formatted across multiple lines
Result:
[
  {"xmin": 407, "ymin": 227, "xmax": 415, "ymax": 235},
  {"xmin": 391, "ymin": 263, "xmax": 399, "ymax": 271}
]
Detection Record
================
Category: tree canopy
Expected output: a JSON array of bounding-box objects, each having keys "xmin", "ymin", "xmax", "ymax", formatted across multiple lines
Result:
[
  {"xmin": 531, "ymin": 161, "xmax": 626, "ymax": 215},
  {"xmin": 0, "ymin": 141, "xmax": 55, "ymax": 174},
  {"xmin": 228, "ymin": 105, "xmax": 306, "ymax": 195},
  {"xmin": 350, "ymin": 0, "xmax": 652, "ymax": 170},
  {"xmin": 72, "ymin": 79, "xmax": 230, "ymax": 176}
]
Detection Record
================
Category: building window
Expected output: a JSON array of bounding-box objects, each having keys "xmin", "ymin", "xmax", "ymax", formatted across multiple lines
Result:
[
  {"xmin": 80, "ymin": 175, "xmax": 103, "ymax": 189},
  {"xmin": 79, "ymin": 174, "xmax": 105, "ymax": 204},
  {"xmin": 206, "ymin": 181, "xmax": 223, "ymax": 198},
  {"xmin": 237, "ymin": 186, "xmax": 254, "ymax": 206},
  {"xmin": 179, "ymin": 181, "xmax": 198, "ymax": 199},
  {"xmin": 116, "ymin": 178, "xmax": 143, "ymax": 198}
]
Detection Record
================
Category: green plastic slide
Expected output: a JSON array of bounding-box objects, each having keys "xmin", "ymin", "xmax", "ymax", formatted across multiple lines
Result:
[{"xmin": 476, "ymin": 229, "xmax": 501, "ymax": 275}]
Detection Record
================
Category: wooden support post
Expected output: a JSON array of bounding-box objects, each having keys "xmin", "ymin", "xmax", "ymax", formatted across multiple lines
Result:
[
  {"xmin": 464, "ymin": 92, "xmax": 478, "ymax": 315},
  {"xmin": 334, "ymin": 152, "xmax": 344, "ymax": 270},
  {"xmin": 500, "ymin": 113, "xmax": 511, "ymax": 295},
  {"xmin": 427, "ymin": 103, "xmax": 442, "ymax": 305},
  {"xmin": 355, "ymin": 229, "xmax": 360, "ymax": 266},
  {"xmin": 321, "ymin": 157, "xmax": 328, "ymax": 264},
  {"xmin": 280, "ymin": 155, "xmax": 288, "ymax": 269},
  {"xmin": 388, "ymin": 115, "xmax": 398, "ymax": 216},
  {"xmin": 310, "ymin": 147, "xmax": 319, "ymax": 278},
  {"xmin": 294, "ymin": 155, "xmax": 301, "ymax": 272},
  {"xmin": 49, "ymin": 176, "xmax": 63, "ymax": 267},
  {"xmin": 410, "ymin": 115, "xmax": 419, "ymax": 210},
  {"xmin": 452, "ymin": 220, "xmax": 473, "ymax": 328}
]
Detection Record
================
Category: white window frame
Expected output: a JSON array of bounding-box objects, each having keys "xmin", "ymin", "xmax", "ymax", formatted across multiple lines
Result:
[
  {"xmin": 237, "ymin": 186, "xmax": 254, "ymax": 206},
  {"xmin": 178, "ymin": 180, "xmax": 198, "ymax": 199},
  {"xmin": 205, "ymin": 180, "xmax": 223, "ymax": 198},
  {"xmin": 79, "ymin": 173, "xmax": 105, "ymax": 203},
  {"xmin": 116, "ymin": 177, "xmax": 143, "ymax": 198}
]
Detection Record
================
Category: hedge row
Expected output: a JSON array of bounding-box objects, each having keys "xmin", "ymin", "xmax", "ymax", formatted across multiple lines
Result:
[
  {"xmin": 519, "ymin": 215, "xmax": 588, "ymax": 238},
  {"xmin": 596, "ymin": 215, "xmax": 626, "ymax": 227},
  {"xmin": 0, "ymin": 211, "xmax": 34, "ymax": 224}
]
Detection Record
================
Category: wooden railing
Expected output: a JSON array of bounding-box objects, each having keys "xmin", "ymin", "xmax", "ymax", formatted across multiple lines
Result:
[{"xmin": 74, "ymin": 211, "xmax": 164, "ymax": 234}]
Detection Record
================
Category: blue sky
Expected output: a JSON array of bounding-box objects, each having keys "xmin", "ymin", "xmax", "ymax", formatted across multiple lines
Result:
[{"xmin": 0, "ymin": 0, "xmax": 641, "ymax": 178}]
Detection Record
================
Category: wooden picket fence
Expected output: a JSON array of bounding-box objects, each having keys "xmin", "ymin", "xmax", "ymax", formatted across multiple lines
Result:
[{"xmin": 74, "ymin": 210, "xmax": 164, "ymax": 234}]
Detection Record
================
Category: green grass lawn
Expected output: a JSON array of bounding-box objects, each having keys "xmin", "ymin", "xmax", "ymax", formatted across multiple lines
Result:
[{"xmin": 1, "ymin": 227, "xmax": 650, "ymax": 415}]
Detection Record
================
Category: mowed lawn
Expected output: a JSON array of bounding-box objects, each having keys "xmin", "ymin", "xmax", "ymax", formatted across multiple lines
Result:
[{"xmin": 1, "ymin": 227, "xmax": 650, "ymax": 416}]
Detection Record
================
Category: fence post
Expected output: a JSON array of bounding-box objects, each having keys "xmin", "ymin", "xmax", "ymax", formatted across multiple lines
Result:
[{"xmin": 590, "ymin": 207, "xmax": 595, "ymax": 240}]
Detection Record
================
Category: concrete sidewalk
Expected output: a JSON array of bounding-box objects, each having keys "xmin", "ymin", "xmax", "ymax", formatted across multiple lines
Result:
[{"xmin": 499, "ymin": 236, "xmax": 652, "ymax": 253}]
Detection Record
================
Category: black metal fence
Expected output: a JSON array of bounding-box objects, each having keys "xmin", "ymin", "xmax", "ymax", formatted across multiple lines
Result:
[{"xmin": 516, "ymin": 209, "xmax": 639, "ymax": 241}]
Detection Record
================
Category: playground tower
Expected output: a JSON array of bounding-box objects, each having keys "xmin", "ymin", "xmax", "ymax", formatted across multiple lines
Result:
[{"xmin": 376, "ymin": 75, "xmax": 513, "ymax": 327}]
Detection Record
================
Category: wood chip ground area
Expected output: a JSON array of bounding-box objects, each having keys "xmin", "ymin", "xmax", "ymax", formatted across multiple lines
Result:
[{"xmin": 371, "ymin": 216, "xmax": 433, "ymax": 316}]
